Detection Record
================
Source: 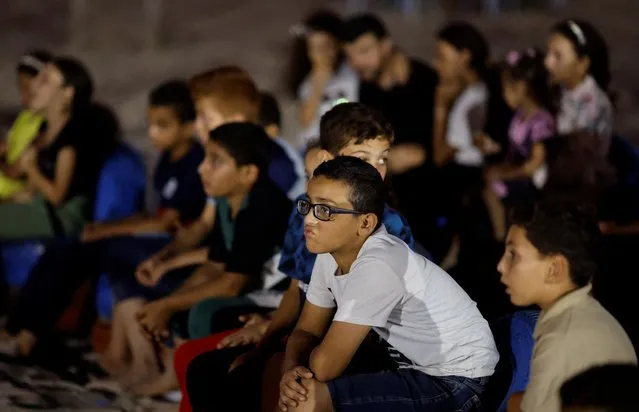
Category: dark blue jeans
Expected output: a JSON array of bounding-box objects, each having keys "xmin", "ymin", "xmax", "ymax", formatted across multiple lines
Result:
[{"xmin": 327, "ymin": 368, "xmax": 488, "ymax": 412}]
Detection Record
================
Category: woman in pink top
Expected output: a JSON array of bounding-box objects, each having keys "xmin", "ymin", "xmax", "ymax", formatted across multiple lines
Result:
[{"xmin": 477, "ymin": 48, "xmax": 556, "ymax": 240}]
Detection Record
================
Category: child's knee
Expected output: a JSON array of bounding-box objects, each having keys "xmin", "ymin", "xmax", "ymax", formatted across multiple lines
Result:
[{"xmin": 294, "ymin": 379, "xmax": 332, "ymax": 412}]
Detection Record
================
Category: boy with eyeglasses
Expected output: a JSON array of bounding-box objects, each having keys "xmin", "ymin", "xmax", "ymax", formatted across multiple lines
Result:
[{"xmin": 278, "ymin": 156, "xmax": 498, "ymax": 412}]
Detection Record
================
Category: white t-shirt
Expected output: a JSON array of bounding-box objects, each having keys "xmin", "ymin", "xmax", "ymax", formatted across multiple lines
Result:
[
  {"xmin": 306, "ymin": 226, "xmax": 499, "ymax": 379},
  {"xmin": 446, "ymin": 83, "xmax": 488, "ymax": 167},
  {"xmin": 297, "ymin": 64, "xmax": 359, "ymax": 147}
]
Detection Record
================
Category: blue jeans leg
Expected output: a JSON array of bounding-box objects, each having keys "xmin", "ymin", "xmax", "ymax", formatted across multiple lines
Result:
[{"xmin": 327, "ymin": 368, "xmax": 488, "ymax": 412}]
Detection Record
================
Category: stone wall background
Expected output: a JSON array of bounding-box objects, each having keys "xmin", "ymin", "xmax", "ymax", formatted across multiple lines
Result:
[{"xmin": 1, "ymin": 0, "xmax": 637, "ymax": 167}]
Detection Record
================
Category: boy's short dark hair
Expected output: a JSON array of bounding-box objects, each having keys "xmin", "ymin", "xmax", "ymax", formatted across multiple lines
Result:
[
  {"xmin": 343, "ymin": 13, "xmax": 388, "ymax": 43},
  {"xmin": 149, "ymin": 80, "xmax": 196, "ymax": 123},
  {"xmin": 319, "ymin": 102, "xmax": 394, "ymax": 155},
  {"xmin": 313, "ymin": 156, "xmax": 386, "ymax": 230},
  {"xmin": 509, "ymin": 197, "xmax": 599, "ymax": 287},
  {"xmin": 258, "ymin": 92, "xmax": 281, "ymax": 129},
  {"xmin": 16, "ymin": 50, "xmax": 52, "ymax": 76},
  {"xmin": 560, "ymin": 364, "xmax": 639, "ymax": 412},
  {"xmin": 209, "ymin": 122, "xmax": 273, "ymax": 177}
]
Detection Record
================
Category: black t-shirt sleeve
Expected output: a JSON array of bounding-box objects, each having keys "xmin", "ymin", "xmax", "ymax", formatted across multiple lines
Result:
[
  {"xmin": 206, "ymin": 218, "xmax": 229, "ymax": 264},
  {"xmin": 225, "ymin": 185, "xmax": 292, "ymax": 278},
  {"xmin": 153, "ymin": 145, "xmax": 207, "ymax": 223}
]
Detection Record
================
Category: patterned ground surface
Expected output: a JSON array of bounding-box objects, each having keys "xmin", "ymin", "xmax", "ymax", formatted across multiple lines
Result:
[{"xmin": 0, "ymin": 355, "xmax": 177, "ymax": 412}]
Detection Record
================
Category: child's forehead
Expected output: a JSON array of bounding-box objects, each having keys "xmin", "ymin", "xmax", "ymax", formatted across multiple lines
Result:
[
  {"xmin": 308, "ymin": 177, "xmax": 351, "ymax": 202},
  {"xmin": 148, "ymin": 105, "xmax": 180, "ymax": 119},
  {"xmin": 341, "ymin": 137, "xmax": 391, "ymax": 153},
  {"xmin": 195, "ymin": 96, "xmax": 221, "ymax": 112}
]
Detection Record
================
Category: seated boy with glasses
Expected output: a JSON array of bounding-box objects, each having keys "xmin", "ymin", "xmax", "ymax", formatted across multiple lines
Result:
[{"xmin": 278, "ymin": 156, "xmax": 499, "ymax": 412}]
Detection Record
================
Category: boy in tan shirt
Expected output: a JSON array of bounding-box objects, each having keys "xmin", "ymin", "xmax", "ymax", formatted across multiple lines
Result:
[{"xmin": 497, "ymin": 199, "xmax": 636, "ymax": 412}]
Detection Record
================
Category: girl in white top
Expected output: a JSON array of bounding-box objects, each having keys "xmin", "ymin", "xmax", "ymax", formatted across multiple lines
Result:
[
  {"xmin": 545, "ymin": 19, "xmax": 613, "ymax": 151},
  {"xmin": 286, "ymin": 10, "xmax": 359, "ymax": 149},
  {"xmin": 433, "ymin": 22, "xmax": 490, "ymax": 170},
  {"xmin": 431, "ymin": 22, "xmax": 490, "ymax": 268}
]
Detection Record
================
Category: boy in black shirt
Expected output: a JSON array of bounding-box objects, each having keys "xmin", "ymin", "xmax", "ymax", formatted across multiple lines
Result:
[
  {"xmin": 115, "ymin": 122, "xmax": 292, "ymax": 396},
  {"xmin": 343, "ymin": 14, "xmax": 440, "ymax": 258}
]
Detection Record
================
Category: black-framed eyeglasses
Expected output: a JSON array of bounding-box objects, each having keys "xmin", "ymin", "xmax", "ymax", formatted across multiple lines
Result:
[{"xmin": 296, "ymin": 199, "xmax": 364, "ymax": 222}]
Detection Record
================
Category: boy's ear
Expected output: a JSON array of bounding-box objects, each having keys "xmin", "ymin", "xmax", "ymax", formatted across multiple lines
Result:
[
  {"xmin": 380, "ymin": 38, "xmax": 393, "ymax": 56},
  {"xmin": 264, "ymin": 124, "xmax": 280, "ymax": 139},
  {"xmin": 240, "ymin": 164, "xmax": 260, "ymax": 185},
  {"xmin": 182, "ymin": 121, "xmax": 195, "ymax": 138},
  {"xmin": 317, "ymin": 149, "xmax": 334, "ymax": 164},
  {"xmin": 545, "ymin": 255, "xmax": 570, "ymax": 286},
  {"xmin": 358, "ymin": 213, "xmax": 379, "ymax": 237}
]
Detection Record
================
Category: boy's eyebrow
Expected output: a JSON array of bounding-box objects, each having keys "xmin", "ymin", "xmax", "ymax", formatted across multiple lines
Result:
[{"xmin": 314, "ymin": 197, "xmax": 338, "ymax": 206}]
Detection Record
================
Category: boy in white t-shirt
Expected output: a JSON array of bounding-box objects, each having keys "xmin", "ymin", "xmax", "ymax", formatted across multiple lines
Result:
[{"xmin": 277, "ymin": 156, "xmax": 499, "ymax": 412}]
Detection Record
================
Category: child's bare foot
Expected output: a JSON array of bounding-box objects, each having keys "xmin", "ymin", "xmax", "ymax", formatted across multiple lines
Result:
[
  {"xmin": 130, "ymin": 368, "xmax": 178, "ymax": 398},
  {"xmin": 98, "ymin": 352, "xmax": 129, "ymax": 378}
]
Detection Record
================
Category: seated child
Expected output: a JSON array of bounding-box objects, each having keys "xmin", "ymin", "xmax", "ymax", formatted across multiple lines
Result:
[
  {"xmin": 181, "ymin": 102, "xmax": 415, "ymax": 412},
  {"xmin": 0, "ymin": 50, "xmax": 51, "ymax": 199},
  {"xmin": 189, "ymin": 67, "xmax": 299, "ymax": 199},
  {"xmin": 278, "ymin": 156, "xmax": 498, "ymax": 412},
  {"xmin": 259, "ymin": 91, "xmax": 305, "ymax": 200},
  {"xmin": 478, "ymin": 48, "xmax": 556, "ymax": 240},
  {"xmin": 132, "ymin": 68, "xmax": 302, "ymax": 291},
  {"xmin": 0, "ymin": 79, "xmax": 205, "ymax": 359},
  {"xmin": 498, "ymin": 198, "xmax": 637, "ymax": 412},
  {"xmin": 113, "ymin": 122, "xmax": 292, "ymax": 396}
]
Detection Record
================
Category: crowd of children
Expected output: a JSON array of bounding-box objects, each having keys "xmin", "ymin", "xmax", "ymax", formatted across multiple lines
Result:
[{"xmin": 1, "ymin": 9, "xmax": 638, "ymax": 412}]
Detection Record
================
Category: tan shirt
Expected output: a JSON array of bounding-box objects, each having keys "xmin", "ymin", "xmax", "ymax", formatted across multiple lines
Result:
[{"xmin": 521, "ymin": 284, "xmax": 637, "ymax": 412}]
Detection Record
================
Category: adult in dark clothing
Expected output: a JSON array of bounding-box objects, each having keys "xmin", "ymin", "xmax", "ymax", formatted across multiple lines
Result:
[{"xmin": 343, "ymin": 14, "xmax": 439, "ymax": 257}]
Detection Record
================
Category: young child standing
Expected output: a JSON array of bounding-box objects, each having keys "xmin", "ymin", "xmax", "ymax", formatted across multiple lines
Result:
[
  {"xmin": 479, "ymin": 48, "xmax": 556, "ymax": 240},
  {"xmin": 278, "ymin": 157, "xmax": 498, "ymax": 412}
]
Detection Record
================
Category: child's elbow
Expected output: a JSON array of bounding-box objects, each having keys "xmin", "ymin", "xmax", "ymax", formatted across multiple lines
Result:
[{"xmin": 310, "ymin": 350, "xmax": 338, "ymax": 382}]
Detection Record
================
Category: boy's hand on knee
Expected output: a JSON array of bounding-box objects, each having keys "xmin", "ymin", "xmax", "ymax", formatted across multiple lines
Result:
[
  {"xmin": 279, "ymin": 366, "xmax": 314, "ymax": 411},
  {"xmin": 136, "ymin": 300, "xmax": 172, "ymax": 341}
]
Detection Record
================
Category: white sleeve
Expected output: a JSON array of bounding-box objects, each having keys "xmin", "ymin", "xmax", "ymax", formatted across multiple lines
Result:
[
  {"xmin": 333, "ymin": 260, "xmax": 403, "ymax": 327},
  {"xmin": 298, "ymin": 76, "xmax": 312, "ymax": 101},
  {"xmin": 305, "ymin": 255, "xmax": 336, "ymax": 309}
]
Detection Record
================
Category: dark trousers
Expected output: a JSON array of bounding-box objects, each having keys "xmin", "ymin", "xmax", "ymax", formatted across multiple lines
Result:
[
  {"xmin": 5, "ymin": 236, "xmax": 170, "ymax": 339},
  {"xmin": 185, "ymin": 304, "xmax": 276, "ymax": 412}
]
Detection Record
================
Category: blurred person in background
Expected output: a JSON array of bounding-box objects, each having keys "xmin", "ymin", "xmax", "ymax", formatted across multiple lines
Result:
[
  {"xmin": 478, "ymin": 48, "xmax": 556, "ymax": 241},
  {"xmin": 0, "ymin": 50, "xmax": 52, "ymax": 200},
  {"xmin": 286, "ymin": 10, "xmax": 359, "ymax": 149},
  {"xmin": 0, "ymin": 57, "xmax": 111, "ymax": 240},
  {"xmin": 545, "ymin": 19, "xmax": 613, "ymax": 150},
  {"xmin": 342, "ymin": 13, "xmax": 437, "ymax": 257}
]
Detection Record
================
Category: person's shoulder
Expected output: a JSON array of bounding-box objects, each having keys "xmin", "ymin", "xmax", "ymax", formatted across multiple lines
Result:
[
  {"xmin": 357, "ymin": 228, "xmax": 409, "ymax": 267},
  {"xmin": 248, "ymin": 178, "xmax": 293, "ymax": 216},
  {"xmin": 409, "ymin": 58, "xmax": 437, "ymax": 79},
  {"xmin": 382, "ymin": 206, "xmax": 411, "ymax": 235}
]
